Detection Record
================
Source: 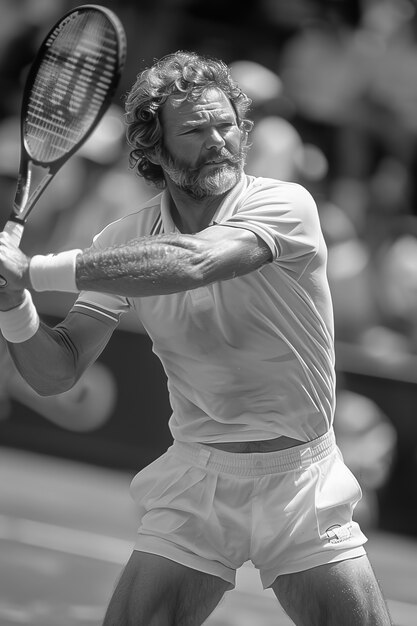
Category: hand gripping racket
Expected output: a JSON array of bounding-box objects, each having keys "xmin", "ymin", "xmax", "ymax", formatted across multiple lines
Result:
[{"xmin": 0, "ymin": 4, "xmax": 126, "ymax": 287}]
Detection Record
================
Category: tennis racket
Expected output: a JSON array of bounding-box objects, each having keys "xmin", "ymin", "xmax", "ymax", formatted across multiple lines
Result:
[{"xmin": 0, "ymin": 4, "xmax": 127, "ymax": 287}]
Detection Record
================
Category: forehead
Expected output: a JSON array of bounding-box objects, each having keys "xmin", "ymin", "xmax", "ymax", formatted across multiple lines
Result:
[{"xmin": 162, "ymin": 87, "xmax": 236, "ymax": 128}]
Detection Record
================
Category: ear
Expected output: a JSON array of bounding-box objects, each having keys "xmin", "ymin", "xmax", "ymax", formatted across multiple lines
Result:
[{"xmin": 147, "ymin": 148, "xmax": 162, "ymax": 165}]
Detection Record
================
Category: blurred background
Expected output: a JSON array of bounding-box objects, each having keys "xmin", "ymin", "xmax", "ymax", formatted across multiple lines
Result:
[{"xmin": 0, "ymin": 0, "xmax": 417, "ymax": 624}]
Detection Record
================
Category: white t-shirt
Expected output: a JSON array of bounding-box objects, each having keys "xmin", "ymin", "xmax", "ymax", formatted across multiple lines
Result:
[{"xmin": 72, "ymin": 175, "xmax": 336, "ymax": 442}]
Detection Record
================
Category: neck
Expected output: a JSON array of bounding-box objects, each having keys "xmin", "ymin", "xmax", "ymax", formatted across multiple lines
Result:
[{"xmin": 165, "ymin": 180, "xmax": 227, "ymax": 233}]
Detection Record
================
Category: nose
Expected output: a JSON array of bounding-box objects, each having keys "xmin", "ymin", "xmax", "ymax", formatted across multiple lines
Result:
[{"xmin": 205, "ymin": 128, "xmax": 225, "ymax": 150}]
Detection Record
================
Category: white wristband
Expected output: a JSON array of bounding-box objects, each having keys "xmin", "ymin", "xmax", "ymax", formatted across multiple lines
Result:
[
  {"xmin": 29, "ymin": 249, "xmax": 82, "ymax": 293},
  {"xmin": 0, "ymin": 290, "xmax": 40, "ymax": 343}
]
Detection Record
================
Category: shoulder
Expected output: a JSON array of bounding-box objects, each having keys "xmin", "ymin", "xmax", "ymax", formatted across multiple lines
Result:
[
  {"xmin": 92, "ymin": 193, "xmax": 163, "ymax": 248},
  {"xmin": 244, "ymin": 175, "xmax": 316, "ymax": 205},
  {"xmin": 237, "ymin": 175, "xmax": 318, "ymax": 220}
]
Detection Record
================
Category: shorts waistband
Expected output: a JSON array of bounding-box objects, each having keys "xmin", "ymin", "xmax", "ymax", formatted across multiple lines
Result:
[{"xmin": 171, "ymin": 429, "xmax": 336, "ymax": 476}]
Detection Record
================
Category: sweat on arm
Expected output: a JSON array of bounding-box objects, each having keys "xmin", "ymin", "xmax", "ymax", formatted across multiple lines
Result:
[{"xmin": 75, "ymin": 226, "xmax": 272, "ymax": 297}]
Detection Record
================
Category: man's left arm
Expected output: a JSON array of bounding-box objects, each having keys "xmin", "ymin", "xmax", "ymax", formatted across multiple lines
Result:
[
  {"xmin": 75, "ymin": 226, "xmax": 272, "ymax": 295},
  {"xmin": 0, "ymin": 227, "xmax": 272, "ymax": 297}
]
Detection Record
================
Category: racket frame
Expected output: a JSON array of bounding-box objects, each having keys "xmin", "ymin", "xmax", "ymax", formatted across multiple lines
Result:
[
  {"xmin": 0, "ymin": 4, "xmax": 126, "ymax": 288},
  {"xmin": 12, "ymin": 3, "xmax": 127, "ymax": 226}
]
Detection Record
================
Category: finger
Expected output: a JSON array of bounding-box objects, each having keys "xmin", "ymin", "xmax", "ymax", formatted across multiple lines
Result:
[{"xmin": 0, "ymin": 232, "xmax": 15, "ymax": 247}]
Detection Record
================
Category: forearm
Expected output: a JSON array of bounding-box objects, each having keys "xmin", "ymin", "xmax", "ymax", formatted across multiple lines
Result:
[
  {"xmin": 7, "ymin": 321, "xmax": 78, "ymax": 396},
  {"xmin": 75, "ymin": 234, "xmax": 218, "ymax": 296},
  {"xmin": 1, "ymin": 227, "xmax": 270, "ymax": 298}
]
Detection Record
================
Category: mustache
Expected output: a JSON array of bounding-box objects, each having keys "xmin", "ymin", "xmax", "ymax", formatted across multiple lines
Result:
[
  {"xmin": 191, "ymin": 147, "xmax": 247, "ymax": 172},
  {"xmin": 197, "ymin": 149, "xmax": 239, "ymax": 168}
]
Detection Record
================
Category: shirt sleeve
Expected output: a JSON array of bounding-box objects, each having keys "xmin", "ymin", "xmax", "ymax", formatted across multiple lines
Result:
[
  {"xmin": 220, "ymin": 179, "xmax": 322, "ymax": 265},
  {"xmin": 71, "ymin": 216, "xmax": 133, "ymax": 327}
]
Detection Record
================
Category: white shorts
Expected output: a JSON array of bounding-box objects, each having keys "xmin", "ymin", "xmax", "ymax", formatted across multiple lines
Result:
[{"xmin": 130, "ymin": 428, "xmax": 367, "ymax": 589}]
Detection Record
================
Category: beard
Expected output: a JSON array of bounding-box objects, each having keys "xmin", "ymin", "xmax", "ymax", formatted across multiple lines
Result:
[{"xmin": 160, "ymin": 142, "xmax": 248, "ymax": 200}]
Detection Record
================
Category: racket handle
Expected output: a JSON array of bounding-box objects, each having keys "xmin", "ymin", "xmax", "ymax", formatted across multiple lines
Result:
[
  {"xmin": 0, "ymin": 221, "xmax": 25, "ymax": 287},
  {"xmin": 3, "ymin": 220, "xmax": 24, "ymax": 246}
]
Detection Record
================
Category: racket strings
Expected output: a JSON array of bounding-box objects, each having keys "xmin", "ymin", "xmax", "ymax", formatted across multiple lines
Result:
[{"xmin": 25, "ymin": 11, "xmax": 120, "ymax": 163}]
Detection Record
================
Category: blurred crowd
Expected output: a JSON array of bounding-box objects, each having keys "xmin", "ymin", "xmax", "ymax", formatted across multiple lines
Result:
[
  {"xmin": 4, "ymin": 0, "xmax": 417, "ymax": 529},
  {"xmin": 1, "ymin": 0, "xmax": 417, "ymax": 360}
]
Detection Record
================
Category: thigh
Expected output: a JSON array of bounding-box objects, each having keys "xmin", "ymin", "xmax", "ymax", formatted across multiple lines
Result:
[
  {"xmin": 103, "ymin": 550, "xmax": 230, "ymax": 626},
  {"xmin": 271, "ymin": 555, "xmax": 392, "ymax": 626}
]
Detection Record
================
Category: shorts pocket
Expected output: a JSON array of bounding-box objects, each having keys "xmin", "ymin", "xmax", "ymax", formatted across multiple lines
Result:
[
  {"xmin": 129, "ymin": 451, "xmax": 218, "ymax": 522},
  {"xmin": 314, "ymin": 449, "xmax": 363, "ymax": 542}
]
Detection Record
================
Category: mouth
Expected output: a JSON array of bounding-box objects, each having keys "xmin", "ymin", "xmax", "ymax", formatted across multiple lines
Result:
[{"xmin": 203, "ymin": 159, "xmax": 229, "ymax": 167}]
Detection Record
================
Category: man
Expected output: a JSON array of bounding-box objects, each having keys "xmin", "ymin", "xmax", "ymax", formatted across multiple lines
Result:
[{"xmin": 0, "ymin": 51, "xmax": 392, "ymax": 625}]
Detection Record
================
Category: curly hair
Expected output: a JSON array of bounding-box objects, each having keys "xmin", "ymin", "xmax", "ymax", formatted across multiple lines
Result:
[{"xmin": 124, "ymin": 51, "xmax": 253, "ymax": 188}]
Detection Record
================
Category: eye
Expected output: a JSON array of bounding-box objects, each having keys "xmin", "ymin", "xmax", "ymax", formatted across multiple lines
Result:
[
  {"xmin": 218, "ymin": 122, "xmax": 236, "ymax": 132},
  {"xmin": 182, "ymin": 127, "xmax": 201, "ymax": 135}
]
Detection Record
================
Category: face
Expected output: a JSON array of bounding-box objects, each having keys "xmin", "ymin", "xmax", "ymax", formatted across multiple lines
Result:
[{"xmin": 158, "ymin": 87, "xmax": 247, "ymax": 199}]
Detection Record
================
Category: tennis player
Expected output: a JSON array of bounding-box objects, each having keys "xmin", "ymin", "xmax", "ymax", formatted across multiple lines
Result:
[{"xmin": 0, "ymin": 52, "xmax": 392, "ymax": 625}]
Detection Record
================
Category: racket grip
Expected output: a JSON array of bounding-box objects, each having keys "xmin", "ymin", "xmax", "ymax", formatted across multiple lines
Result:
[
  {"xmin": 0, "ymin": 221, "xmax": 24, "ymax": 287},
  {"xmin": 3, "ymin": 220, "xmax": 24, "ymax": 246}
]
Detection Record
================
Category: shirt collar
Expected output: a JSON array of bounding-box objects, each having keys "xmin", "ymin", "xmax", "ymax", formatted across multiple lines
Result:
[
  {"xmin": 160, "ymin": 174, "xmax": 249, "ymax": 232},
  {"xmin": 160, "ymin": 190, "xmax": 177, "ymax": 233},
  {"xmin": 211, "ymin": 174, "xmax": 248, "ymax": 224}
]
